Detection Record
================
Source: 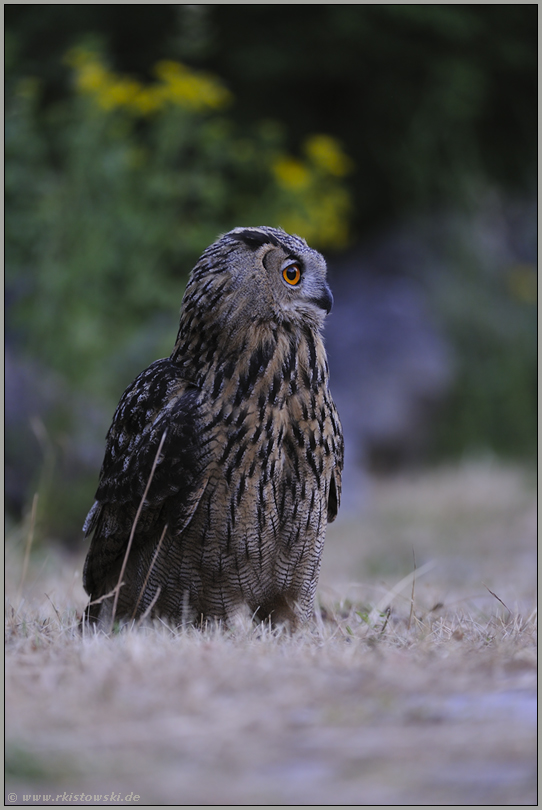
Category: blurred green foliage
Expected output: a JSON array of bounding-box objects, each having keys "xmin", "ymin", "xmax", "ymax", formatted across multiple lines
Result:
[
  {"xmin": 427, "ymin": 213, "xmax": 537, "ymax": 460},
  {"xmin": 6, "ymin": 47, "xmax": 353, "ymax": 403}
]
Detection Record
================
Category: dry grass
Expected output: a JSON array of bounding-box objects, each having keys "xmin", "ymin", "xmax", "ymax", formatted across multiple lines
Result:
[{"xmin": 5, "ymin": 460, "xmax": 537, "ymax": 806}]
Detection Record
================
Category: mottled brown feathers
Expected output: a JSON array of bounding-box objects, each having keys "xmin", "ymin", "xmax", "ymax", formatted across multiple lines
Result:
[{"xmin": 83, "ymin": 226, "xmax": 343, "ymax": 629}]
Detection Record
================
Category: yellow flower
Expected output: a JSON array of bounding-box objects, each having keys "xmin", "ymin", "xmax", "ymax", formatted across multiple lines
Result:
[
  {"xmin": 96, "ymin": 78, "xmax": 141, "ymax": 111},
  {"xmin": 272, "ymin": 158, "xmax": 311, "ymax": 190},
  {"xmin": 154, "ymin": 60, "xmax": 232, "ymax": 111},
  {"xmin": 75, "ymin": 62, "xmax": 110, "ymax": 95},
  {"xmin": 304, "ymin": 134, "xmax": 353, "ymax": 177},
  {"xmin": 130, "ymin": 87, "xmax": 164, "ymax": 116},
  {"xmin": 66, "ymin": 49, "xmax": 231, "ymax": 116}
]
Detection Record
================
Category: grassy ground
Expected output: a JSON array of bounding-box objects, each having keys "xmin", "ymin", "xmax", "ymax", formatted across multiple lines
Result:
[{"xmin": 5, "ymin": 460, "xmax": 537, "ymax": 806}]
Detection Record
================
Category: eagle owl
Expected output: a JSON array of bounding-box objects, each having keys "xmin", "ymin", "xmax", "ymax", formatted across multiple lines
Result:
[{"xmin": 83, "ymin": 226, "xmax": 343, "ymax": 629}]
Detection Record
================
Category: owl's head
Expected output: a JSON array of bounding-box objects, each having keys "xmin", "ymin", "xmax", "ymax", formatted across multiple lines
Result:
[{"xmin": 184, "ymin": 226, "xmax": 333, "ymax": 334}]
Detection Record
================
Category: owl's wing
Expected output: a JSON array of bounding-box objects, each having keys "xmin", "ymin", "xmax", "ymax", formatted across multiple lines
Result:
[
  {"xmin": 327, "ymin": 403, "xmax": 344, "ymax": 523},
  {"xmin": 82, "ymin": 358, "xmax": 207, "ymax": 598}
]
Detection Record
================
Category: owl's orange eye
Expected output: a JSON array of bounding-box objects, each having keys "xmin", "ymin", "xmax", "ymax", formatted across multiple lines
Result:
[{"xmin": 282, "ymin": 263, "xmax": 302, "ymax": 286}]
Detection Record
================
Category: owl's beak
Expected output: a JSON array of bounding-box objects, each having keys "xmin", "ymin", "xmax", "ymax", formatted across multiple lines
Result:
[{"xmin": 312, "ymin": 282, "xmax": 333, "ymax": 314}]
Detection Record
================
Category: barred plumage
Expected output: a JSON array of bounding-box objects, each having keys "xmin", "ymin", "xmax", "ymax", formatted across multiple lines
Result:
[{"xmin": 83, "ymin": 226, "xmax": 343, "ymax": 629}]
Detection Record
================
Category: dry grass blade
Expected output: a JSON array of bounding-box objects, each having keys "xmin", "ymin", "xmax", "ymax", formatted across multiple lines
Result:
[
  {"xmin": 484, "ymin": 584, "xmax": 512, "ymax": 618},
  {"xmin": 408, "ymin": 547, "xmax": 417, "ymax": 631},
  {"xmin": 44, "ymin": 592, "xmax": 62, "ymax": 625},
  {"xmin": 110, "ymin": 429, "xmax": 168, "ymax": 632},
  {"xmin": 17, "ymin": 492, "xmax": 39, "ymax": 605},
  {"xmin": 131, "ymin": 523, "xmax": 168, "ymax": 621},
  {"xmin": 367, "ymin": 560, "xmax": 436, "ymax": 627},
  {"xmin": 87, "ymin": 583, "xmax": 126, "ymax": 607}
]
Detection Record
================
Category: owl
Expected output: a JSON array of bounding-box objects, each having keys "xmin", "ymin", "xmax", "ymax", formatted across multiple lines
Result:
[{"xmin": 82, "ymin": 226, "xmax": 343, "ymax": 630}]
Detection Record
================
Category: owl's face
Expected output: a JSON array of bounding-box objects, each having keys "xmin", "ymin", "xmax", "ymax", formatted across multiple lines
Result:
[{"xmin": 187, "ymin": 227, "xmax": 333, "ymax": 336}]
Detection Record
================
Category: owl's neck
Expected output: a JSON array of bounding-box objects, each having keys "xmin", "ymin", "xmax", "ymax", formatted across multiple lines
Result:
[{"xmin": 170, "ymin": 315, "xmax": 328, "ymax": 400}]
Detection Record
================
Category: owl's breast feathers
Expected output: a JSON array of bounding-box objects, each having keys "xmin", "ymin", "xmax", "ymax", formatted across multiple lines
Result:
[{"xmin": 199, "ymin": 323, "xmax": 343, "ymax": 523}]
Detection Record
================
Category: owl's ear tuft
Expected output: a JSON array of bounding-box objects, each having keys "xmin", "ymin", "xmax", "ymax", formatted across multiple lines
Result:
[{"xmin": 231, "ymin": 229, "xmax": 282, "ymax": 251}]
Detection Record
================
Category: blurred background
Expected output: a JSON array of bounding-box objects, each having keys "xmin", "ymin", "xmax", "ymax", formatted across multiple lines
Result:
[{"xmin": 5, "ymin": 5, "xmax": 537, "ymax": 545}]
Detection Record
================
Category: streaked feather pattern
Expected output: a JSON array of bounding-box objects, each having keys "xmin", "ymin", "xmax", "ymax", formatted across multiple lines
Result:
[{"xmin": 83, "ymin": 226, "xmax": 343, "ymax": 629}]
